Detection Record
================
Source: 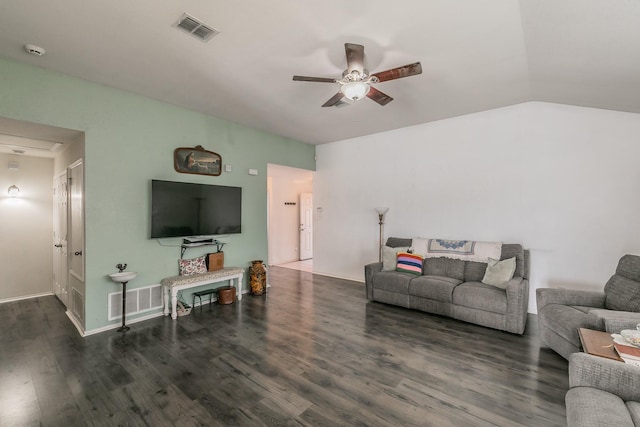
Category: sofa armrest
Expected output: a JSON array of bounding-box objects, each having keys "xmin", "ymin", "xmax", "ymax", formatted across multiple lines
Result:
[
  {"xmin": 505, "ymin": 277, "xmax": 529, "ymax": 334},
  {"xmin": 536, "ymin": 288, "xmax": 606, "ymax": 312},
  {"xmin": 586, "ymin": 309, "xmax": 640, "ymax": 333},
  {"xmin": 364, "ymin": 262, "xmax": 382, "ymax": 300},
  {"xmin": 569, "ymin": 352, "xmax": 640, "ymax": 402}
]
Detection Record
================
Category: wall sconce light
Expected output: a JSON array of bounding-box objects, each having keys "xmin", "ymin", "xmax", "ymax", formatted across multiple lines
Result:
[
  {"xmin": 375, "ymin": 207, "xmax": 389, "ymax": 262},
  {"xmin": 7, "ymin": 185, "xmax": 20, "ymax": 197}
]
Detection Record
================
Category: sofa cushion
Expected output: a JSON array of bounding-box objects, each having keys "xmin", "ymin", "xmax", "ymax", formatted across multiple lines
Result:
[
  {"xmin": 382, "ymin": 246, "xmax": 410, "ymax": 271},
  {"xmin": 566, "ymin": 387, "xmax": 634, "ymax": 427},
  {"xmin": 396, "ymin": 252, "xmax": 424, "ymax": 275},
  {"xmin": 372, "ymin": 271, "xmax": 413, "ymax": 294},
  {"xmin": 481, "ymin": 257, "xmax": 516, "ymax": 288},
  {"xmin": 501, "ymin": 244, "xmax": 525, "ymax": 278},
  {"xmin": 408, "ymin": 275, "xmax": 462, "ymax": 303},
  {"xmin": 464, "ymin": 261, "xmax": 488, "ymax": 282},
  {"xmin": 452, "ymin": 282, "xmax": 507, "ymax": 314},
  {"xmin": 424, "ymin": 257, "xmax": 465, "ymax": 280},
  {"xmin": 604, "ymin": 274, "xmax": 640, "ymax": 312},
  {"xmin": 627, "ymin": 401, "xmax": 640, "ymax": 427},
  {"xmin": 617, "ymin": 254, "xmax": 640, "ymax": 282},
  {"xmin": 385, "ymin": 237, "xmax": 412, "ymax": 248}
]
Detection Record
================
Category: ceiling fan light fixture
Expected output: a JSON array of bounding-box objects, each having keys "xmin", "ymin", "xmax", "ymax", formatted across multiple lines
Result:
[{"xmin": 341, "ymin": 81, "xmax": 370, "ymax": 101}]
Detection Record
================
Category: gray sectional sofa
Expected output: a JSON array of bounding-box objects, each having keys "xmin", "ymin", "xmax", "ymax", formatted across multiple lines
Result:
[
  {"xmin": 537, "ymin": 254, "xmax": 640, "ymax": 360},
  {"xmin": 567, "ymin": 352, "xmax": 640, "ymax": 427},
  {"xmin": 364, "ymin": 237, "xmax": 530, "ymax": 334}
]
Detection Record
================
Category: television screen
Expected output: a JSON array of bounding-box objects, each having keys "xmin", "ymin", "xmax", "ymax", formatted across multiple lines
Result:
[{"xmin": 151, "ymin": 180, "xmax": 242, "ymax": 238}]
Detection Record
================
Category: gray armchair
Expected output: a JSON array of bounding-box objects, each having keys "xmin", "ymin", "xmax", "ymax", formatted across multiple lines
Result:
[
  {"xmin": 537, "ymin": 254, "xmax": 640, "ymax": 360},
  {"xmin": 566, "ymin": 352, "xmax": 640, "ymax": 426}
]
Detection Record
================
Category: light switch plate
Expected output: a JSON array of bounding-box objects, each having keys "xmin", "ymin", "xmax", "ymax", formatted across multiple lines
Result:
[
  {"xmin": 224, "ymin": 164, "xmax": 232, "ymax": 173},
  {"xmin": 248, "ymin": 168, "xmax": 258, "ymax": 176}
]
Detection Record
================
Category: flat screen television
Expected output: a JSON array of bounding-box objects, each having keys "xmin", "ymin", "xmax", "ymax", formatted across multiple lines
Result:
[{"xmin": 151, "ymin": 179, "xmax": 242, "ymax": 238}]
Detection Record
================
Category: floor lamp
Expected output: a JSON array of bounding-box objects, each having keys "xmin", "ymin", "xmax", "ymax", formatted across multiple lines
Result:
[{"xmin": 375, "ymin": 207, "xmax": 389, "ymax": 262}]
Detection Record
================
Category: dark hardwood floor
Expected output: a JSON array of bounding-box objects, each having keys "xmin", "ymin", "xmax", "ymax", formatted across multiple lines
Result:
[{"xmin": 0, "ymin": 267, "xmax": 568, "ymax": 426}]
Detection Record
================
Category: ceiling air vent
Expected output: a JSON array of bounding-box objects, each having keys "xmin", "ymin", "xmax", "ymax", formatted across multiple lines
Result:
[{"xmin": 174, "ymin": 13, "xmax": 219, "ymax": 42}]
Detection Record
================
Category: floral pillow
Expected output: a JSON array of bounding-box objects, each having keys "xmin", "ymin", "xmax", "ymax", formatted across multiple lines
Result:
[{"xmin": 179, "ymin": 255, "xmax": 207, "ymax": 276}]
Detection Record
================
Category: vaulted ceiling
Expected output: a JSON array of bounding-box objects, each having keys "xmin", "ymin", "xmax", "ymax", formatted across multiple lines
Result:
[{"xmin": 1, "ymin": 0, "xmax": 638, "ymax": 145}]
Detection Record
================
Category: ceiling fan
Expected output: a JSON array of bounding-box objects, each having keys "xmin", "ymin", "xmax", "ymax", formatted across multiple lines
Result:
[{"xmin": 293, "ymin": 43, "xmax": 422, "ymax": 107}]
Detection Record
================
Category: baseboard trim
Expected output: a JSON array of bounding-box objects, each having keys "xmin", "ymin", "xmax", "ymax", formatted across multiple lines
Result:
[
  {"xmin": 66, "ymin": 310, "xmax": 86, "ymax": 336},
  {"xmin": 311, "ymin": 270, "xmax": 365, "ymax": 283},
  {"xmin": 0, "ymin": 291, "xmax": 54, "ymax": 304},
  {"xmin": 82, "ymin": 311, "xmax": 165, "ymax": 337}
]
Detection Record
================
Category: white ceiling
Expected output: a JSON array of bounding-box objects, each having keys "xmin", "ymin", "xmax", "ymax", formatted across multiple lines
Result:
[
  {"xmin": 0, "ymin": 117, "xmax": 83, "ymax": 158},
  {"xmin": 0, "ymin": 0, "xmax": 639, "ymax": 145}
]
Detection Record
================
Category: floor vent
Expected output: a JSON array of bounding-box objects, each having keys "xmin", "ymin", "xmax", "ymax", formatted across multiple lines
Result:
[
  {"xmin": 108, "ymin": 284, "xmax": 163, "ymax": 321},
  {"xmin": 174, "ymin": 13, "xmax": 219, "ymax": 42}
]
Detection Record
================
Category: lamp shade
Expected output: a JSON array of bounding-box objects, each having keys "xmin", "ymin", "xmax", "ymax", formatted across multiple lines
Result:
[
  {"xmin": 7, "ymin": 185, "xmax": 20, "ymax": 197},
  {"xmin": 375, "ymin": 207, "xmax": 389, "ymax": 215},
  {"xmin": 341, "ymin": 81, "xmax": 370, "ymax": 101}
]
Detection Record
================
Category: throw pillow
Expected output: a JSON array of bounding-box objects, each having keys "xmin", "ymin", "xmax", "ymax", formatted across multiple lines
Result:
[
  {"xmin": 396, "ymin": 252, "xmax": 424, "ymax": 275},
  {"xmin": 482, "ymin": 257, "xmax": 516, "ymax": 288},
  {"xmin": 179, "ymin": 255, "xmax": 207, "ymax": 276},
  {"xmin": 382, "ymin": 246, "xmax": 410, "ymax": 271},
  {"xmin": 411, "ymin": 237, "xmax": 429, "ymax": 256}
]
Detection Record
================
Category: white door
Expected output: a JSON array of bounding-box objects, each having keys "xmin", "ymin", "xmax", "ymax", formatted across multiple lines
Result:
[
  {"xmin": 69, "ymin": 160, "xmax": 84, "ymax": 282},
  {"xmin": 53, "ymin": 172, "xmax": 69, "ymax": 307},
  {"xmin": 299, "ymin": 193, "xmax": 313, "ymax": 260}
]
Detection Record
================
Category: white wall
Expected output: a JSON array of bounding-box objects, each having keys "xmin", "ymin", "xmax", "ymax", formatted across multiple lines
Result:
[
  {"xmin": 268, "ymin": 164, "xmax": 313, "ymax": 265},
  {"xmin": 314, "ymin": 102, "xmax": 640, "ymax": 312},
  {"xmin": 0, "ymin": 154, "xmax": 54, "ymax": 300}
]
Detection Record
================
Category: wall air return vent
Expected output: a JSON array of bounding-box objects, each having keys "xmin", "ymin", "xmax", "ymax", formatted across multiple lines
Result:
[
  {"xmin": 174, "ymin": 13, "xmax": 219, "ymax": 42},
  {"xmin": 108, "ymin": 284, "xmax": 163, "ymax": 321}
]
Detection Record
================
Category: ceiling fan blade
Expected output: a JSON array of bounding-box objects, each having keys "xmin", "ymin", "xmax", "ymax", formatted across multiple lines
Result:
[
  {"xmin": 367, "ymin": 86, "xmax": 393, "ymax": 106},
  {"xmin": 372, "ymin": 62, "xmax": 422, "ymax": 82},
  {"xmin": 293, "ymin": 76, "xmax": 337, "ymax": 83},
  {"xmin": 322, "ymin": 92, "xmax": 345, "ymax": 108},
  {"xmin": 345, "ymin": 43, "xmax": 365, "ymax": 74}
]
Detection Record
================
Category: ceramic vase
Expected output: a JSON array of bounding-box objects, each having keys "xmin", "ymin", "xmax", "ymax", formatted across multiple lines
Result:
[{"xmin": 250, "ymin": 260, "xmax": 266, "ymax": 295}]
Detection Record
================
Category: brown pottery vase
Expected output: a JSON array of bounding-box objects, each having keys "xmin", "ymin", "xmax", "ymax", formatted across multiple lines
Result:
[{"xmin": 249, "ymin": 260, "xmax": 266, "ymax": 295}]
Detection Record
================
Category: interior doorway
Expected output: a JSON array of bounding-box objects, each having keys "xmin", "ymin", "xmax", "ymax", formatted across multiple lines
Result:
[
  {"xmin": 0, "ymin": 116, "xmax": 84, "ymax": 321},
  {"xmin": 267, "ymin": 164, "xmax": 314, "ymax": 273}
]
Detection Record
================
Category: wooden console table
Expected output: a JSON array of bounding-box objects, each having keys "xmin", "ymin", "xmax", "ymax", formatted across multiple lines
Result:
[{"xmin": 161, "ymin": 267, "xmax": 244, "ymax": 320}]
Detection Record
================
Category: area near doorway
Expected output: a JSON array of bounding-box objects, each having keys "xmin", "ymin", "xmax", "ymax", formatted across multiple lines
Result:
[{"xmin": 267, "ymin": 164, "xmax": 314, "ymax": 270}]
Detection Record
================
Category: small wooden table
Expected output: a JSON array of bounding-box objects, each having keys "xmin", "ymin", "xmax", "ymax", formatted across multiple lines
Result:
[{"xmin": 578, "ymin": 328, "xmax": 623, "ymax": 361}]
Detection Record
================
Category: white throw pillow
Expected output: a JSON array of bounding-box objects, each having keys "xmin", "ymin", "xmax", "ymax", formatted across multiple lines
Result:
[
  {"xmin": 411, "ymin": 237, "xmax": 429, "ymax": 256},
  {"xmin": 382, "ymin": 246, "xmax": 410, "ymax": 271},
  {"xmin": 481, "ymin": 257, "xmax": 516, "ymax": 288}
]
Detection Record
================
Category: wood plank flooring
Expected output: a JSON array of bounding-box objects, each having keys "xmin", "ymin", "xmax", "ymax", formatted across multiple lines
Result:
[{"xmin": 0, "ymin": 267, "xmax": 569, "ymax": 426}]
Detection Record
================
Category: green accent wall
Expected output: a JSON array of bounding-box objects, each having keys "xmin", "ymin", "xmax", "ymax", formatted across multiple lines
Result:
[{"xmin": 0, "ymin": 57, "xmax": 315, "ymax": 332}]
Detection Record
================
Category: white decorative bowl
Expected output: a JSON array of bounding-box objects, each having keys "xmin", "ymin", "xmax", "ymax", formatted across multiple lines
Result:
[{"xmin": 620, "ymin": 329, "xmax": 640, "ymax": 346}]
